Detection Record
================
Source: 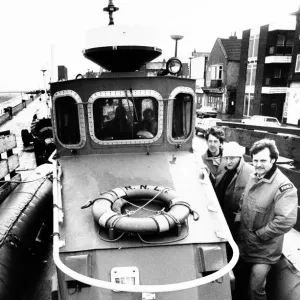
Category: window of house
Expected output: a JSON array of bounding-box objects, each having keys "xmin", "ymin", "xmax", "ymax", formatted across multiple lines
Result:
[
  {"xmin": 246, "ymin": 64, "xmax": 257, "ymax": 86},
  {"xmin": 286, "ymin": 33, "xmax": 294, "ymax": 46},
  {"xmin": 295, "ymin": 54, "xmax": 300, "ymax": 73},
  {"xmin": 269, "ymin": 46, "xmax": 275, "ymax": 55},
  {"xmin": 276, "ymin": 35, "xmax": 285, "ymax": 46},
  {"xmin": 286, "ymin": 33, "xmax": 294, "ymax": 54},
  {"xmin": 243, "ymin": 94, "xmax": 254, "ymax": 116},
  {"xmin": 248, "ymin": 34, "xmax": 259, "ymax": 58},
  {"xmin": 273, "ymin": 68, "xmax": 281, "ymax": 78},
  {"xmin": 211, "ymin": 64, "xmax": 223, "ymax": 80}
]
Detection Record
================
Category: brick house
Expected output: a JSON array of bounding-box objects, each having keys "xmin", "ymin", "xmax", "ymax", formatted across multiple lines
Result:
[{"xmin": 202, "ymin": 34, "xmax": 242, "ymax": 114}]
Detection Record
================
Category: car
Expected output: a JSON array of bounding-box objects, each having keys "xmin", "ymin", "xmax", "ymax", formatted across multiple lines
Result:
[
  {"xmin": 195, "ymin": 117, "xmax": 222, "ymax": 135},
  {"xmin": 196, "ymin": 106, "xmax": 217, "ymax": 118},
  {"xmin": 241, "ymin": 115, "xmax": 281, "ymax": 127}
]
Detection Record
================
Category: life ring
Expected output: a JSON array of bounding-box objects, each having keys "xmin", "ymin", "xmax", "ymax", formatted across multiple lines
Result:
[{"xmin": 92, "ymin": 185, "xmax": 193, "ymax": 234}]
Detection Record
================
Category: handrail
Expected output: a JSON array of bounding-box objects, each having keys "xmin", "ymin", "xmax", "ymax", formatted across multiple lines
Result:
[
  {"xmin": 52, "ymin": 159, "xmax": 240, "ymax": 293},
  {"xmin": 217, "ymin": 121, "xmax": 300, "ymax": 137}
]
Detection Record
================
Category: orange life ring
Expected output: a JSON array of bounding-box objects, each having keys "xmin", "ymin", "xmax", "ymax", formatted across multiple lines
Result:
[{"xmin": 92, "ymin": 185, "xmax": 192, "ymax": 234}]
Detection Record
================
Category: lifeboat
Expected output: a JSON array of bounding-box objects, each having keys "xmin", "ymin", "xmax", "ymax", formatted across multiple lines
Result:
[{"xmin": 0, "ymin": 164, "xmax": 53, "ymax": 300}]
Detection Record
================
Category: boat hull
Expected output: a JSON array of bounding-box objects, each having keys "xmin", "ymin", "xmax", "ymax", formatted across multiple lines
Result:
[{"xmin": 0, "ymin": 164, "xmax": 53, "ymax": 300}]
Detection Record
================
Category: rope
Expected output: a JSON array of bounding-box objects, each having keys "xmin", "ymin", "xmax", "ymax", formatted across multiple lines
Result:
[
  {"xmin": 129, "ymin": 187, "xmax": 170, "ymax": 216},
  {"xmin": 118, "ymin": 198, "xmax": 165, "ymax": 214},
  {"xmin": 169, "ymin": 201, "xmax": 200, "ymax": 221},
  {"xmin": 81, "ymin": 191, "xmax": 113, "ymax": 209},
  {"xmin": 124, "ymin": 89, "xmax": 135, "ymax": 139},
  {"xmin": 0, "ymin": 172, "xmax": 52, "ymax": 183},
  {"xmin": 53, "ymin": 203, "xmax": 63, "ymax": 211},
  {"xmin": 98, "ymin": 228, "xmax": 125, "ymax": 242},
  {"xmin": 158, "ymin": 210, "xmax": 180, "ymax": 225},
  {"xmin": 136, "ymin": 222, "xmax": 190, "ymax": 244},
  {"xmin": 129, "ymin": 88, "xmax": 139, "ymax": 122}
]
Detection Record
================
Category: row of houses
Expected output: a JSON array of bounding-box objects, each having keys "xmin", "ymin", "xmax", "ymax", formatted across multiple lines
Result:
[{"xmin": 196, "ymin": 6, "xmax": 300, "ymax": 126}]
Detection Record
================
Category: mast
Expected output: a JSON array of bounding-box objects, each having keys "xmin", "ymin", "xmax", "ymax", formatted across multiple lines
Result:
[{"xmin": 103, "ymin": 0, "xmax": 119, "ymax": 26}]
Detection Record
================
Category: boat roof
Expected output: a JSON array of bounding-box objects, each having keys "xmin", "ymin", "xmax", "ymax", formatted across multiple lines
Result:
[
  {"xmin": 84, "ymin": 25, "xmax": 162, "ymax": 71},
  {"xmin": 85, "ymin": 25, "xmax": 162, "ymax": 49}
]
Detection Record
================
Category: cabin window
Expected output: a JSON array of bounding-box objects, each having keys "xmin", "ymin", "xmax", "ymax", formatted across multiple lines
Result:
[
  {"xmin": 92, "ymin": 97, "xmax": 158, "ymax": 140},
  {"xmin": 172, "ymin": 93, "xmax": 193, "ymax": 139},
  {"xmin": 55, "ymin": 96, "xmax": 81, "ymax": 144}
]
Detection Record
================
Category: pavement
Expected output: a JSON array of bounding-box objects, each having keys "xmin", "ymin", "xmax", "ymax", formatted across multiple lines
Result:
[{"xmin": 0, "ymin": 98, "xmax": 49, "ymax": 178}]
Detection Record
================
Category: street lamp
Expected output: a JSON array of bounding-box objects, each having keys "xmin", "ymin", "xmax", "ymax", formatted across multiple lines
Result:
[
  {"xmin": 41, "ymin": 67, "xmax": 50, "ymax": 117},
  {"xmin": 41, "ymin": 67, "xmax": 47, "ymax": 95},
  {"xmin": 189, "ymin": 56, "xmax": 193, "ymax": 78},
  {"xmin": 171, "ymin": 35, "xmax": 184, "ymax": 57}
]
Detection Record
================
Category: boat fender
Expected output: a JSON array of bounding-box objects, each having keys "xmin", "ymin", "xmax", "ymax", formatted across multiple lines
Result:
[{"xmin": 92, "ymin": 185, "xmax": 196, "ymax": 234}]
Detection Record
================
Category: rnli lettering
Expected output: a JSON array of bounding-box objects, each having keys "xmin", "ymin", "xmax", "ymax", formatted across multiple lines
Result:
[
  {"xmin": 279, "ymin": 183, "xmax": 293, "ymax": 193},
  {"xmin": 140, "ymin": 185, "xmax": 148, "ymax": 189},
  {"xmin": 154, "ymin": 186, "xmax": 160, "ymax": 191},
  {"xmin": 124, "ymin": 186, "xmax": 134, "ymax": 190}
]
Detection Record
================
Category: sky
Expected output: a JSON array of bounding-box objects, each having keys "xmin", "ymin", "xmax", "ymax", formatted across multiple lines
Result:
[{"xmin": 0, "ymin": 0, "xmax": 299, "ymax": 92}]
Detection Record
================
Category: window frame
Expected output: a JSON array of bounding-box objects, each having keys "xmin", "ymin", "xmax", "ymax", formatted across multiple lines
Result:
[
  {"xmin": 210, "ymin": 64, "xmax": 223, "ymax": 80},
  {"xmin": 248, "ymin": 33, "xmax": 259, "ymax": 60},
  {"xmin": 167, "ymin": 86, "xmax": 195, "ymax": 145},
  {"xmin": 243, "ymin": 93, "xmax": 254, "ymax": 117},
  {"xmin": 52, "ymin": 90, "xmax": 87, "ymax": 149},
  {"xmin": 295, "ymin": 54, "xmax": 300, "ymax": 73},
  {"xmin": 87, "ymin": 90, "xmax": 163, "ymax": 145},
  {"xmin": 246, "ymin": 63, "xmax": 257, "ymax": 86}
]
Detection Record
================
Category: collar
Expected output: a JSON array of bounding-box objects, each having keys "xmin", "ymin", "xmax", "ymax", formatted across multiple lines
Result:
[
  {"xmin": 207, "ymin": 147, "xmax": 223, "ymax": 158},
  {"xmin": 251, "ymin": 163, "xmax": 277, "ymax": 181}
]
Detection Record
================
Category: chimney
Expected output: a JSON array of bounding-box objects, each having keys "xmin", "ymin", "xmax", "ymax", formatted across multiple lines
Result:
[{"xmin": 229, "ymin": 32, "xmax": 237, "ymax": 40}]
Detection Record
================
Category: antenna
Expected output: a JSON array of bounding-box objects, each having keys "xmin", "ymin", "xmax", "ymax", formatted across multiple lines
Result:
[{"xmin": 103, "ymin": 0, "xmax": 119, "ymax": 26}]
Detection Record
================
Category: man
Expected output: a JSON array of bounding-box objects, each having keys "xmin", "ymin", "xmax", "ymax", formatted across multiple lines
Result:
[
  {"xmin": 234, "ymin": 139, "xmax": 298, "ymax": 300},
  {"xmin": 139, "ymin": 108, "xmax": 158, "ymax": 136},
  {"xmin": 215, "ymin": 141, "xmax": 253, "ymax": 241},
  {"xmin": 201, "ymin": 127, "xmax": 227, "ymax": 184},
  {"xmin": 104, "ymin": 105, "xmax": 133, "ymax": 139}
]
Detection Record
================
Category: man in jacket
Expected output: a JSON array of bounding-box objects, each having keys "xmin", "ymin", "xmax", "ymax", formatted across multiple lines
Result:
[
  {"xmin": 200, "ymin": 126, "xmax": 227, "ymax": 184},
  {"xmin": 234, "ymin": 139, "xmax": 298, "ymax": 300},
  {"xmin": 215, "ymin": 141, "xmax": 254, "ymax": 242}
]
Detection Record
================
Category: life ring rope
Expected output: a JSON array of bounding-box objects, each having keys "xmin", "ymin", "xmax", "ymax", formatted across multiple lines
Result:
[{"xmin": 128, "ymin": 187, "xmax": 169, "ymax": 216}]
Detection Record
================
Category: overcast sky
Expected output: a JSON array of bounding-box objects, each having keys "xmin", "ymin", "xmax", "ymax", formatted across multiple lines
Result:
[{"xmin": 0, "ymin": 0, "xmax": 299, "ymax": 92}]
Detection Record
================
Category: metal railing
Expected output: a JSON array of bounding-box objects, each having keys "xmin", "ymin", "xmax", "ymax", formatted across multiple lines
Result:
[{"xmin": 0, "ymin": 96, "xmax": 37, "ymax": 128}]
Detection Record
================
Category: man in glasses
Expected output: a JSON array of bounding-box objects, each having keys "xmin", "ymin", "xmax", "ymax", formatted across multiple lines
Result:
[
  {"xmin": 234, "ymin": 138, "xmax": 297, "ymax": 300},
  {"xmin": 215, "ymin": 141, "xmax": 253, "ymax": 242}
]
